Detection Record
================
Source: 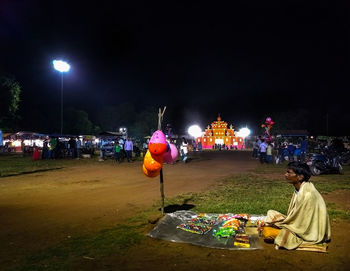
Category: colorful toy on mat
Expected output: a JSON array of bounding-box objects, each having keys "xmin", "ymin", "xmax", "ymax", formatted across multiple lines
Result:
[
  {"xmin": 234, "ymin": 233, "xmax": 250, "ymax": 248},
  {"xmin": 217, "ymin": 214, "xmax": 234, "ymax": 222},
  {"xmin": 233, "ymin": 214, "xmax": 250, "ymax": 220},
  {"xmin": 191, "ymin": 217, "xmax": 217, "ymax": 226},
  {"xmin": 148, "ymin": 130, "xmax": 167, "ymax": 155},
  {"xmin": 212, "ymin": 227, "xmax": 236, "ymax": 238},
  {"xmin": 222, "ymin": 218, "xmax": 241, "ymax": 230},
  {"xmin": 177, "ymin": 222, "xmax": 212, "ymax": 235}
]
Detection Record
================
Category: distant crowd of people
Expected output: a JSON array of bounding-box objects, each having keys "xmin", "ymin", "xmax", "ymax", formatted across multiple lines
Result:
[{"xmin": 252, "ymin": 136, "xmax": 308, "ymax": 164}]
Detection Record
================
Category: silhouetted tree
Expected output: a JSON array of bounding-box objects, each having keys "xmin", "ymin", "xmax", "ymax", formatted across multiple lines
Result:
[
  {"xmin": 0, "ymin": 75, "xmax": 21, "ymax": 131},
  {"xmin": 64, "ymin": 108, "xmax": 98, "ymax": 135}
]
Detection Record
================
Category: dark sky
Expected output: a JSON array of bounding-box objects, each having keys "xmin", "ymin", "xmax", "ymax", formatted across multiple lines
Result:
[{"xmin": 1, "ymin": 0, "xmax": 349, "ymax": 135}]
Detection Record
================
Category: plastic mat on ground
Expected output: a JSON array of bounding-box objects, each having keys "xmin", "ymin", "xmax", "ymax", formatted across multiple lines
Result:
[{"xmin": 148, "ymin": 210, "xmax": 266, "ymax": 250}]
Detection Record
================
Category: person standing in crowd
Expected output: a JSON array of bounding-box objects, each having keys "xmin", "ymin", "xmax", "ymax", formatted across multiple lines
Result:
[
  {"xmin": 42, "ymin": 138, "xmax": 49, "ymax": 159},
  {"xmin": 114, "ymin": 142, "xmax": 122, "ymax": 163},
  {"xmin": 142, "ymin": 140, "xmax": 148, "ymax": 156},
  {"xmin": 259, "ymin": 139, "xmax": 268, "ymax": 164},
  {"xmin": 252, "ymin": 139, "xmax": 259, "ymax": 158},
  {"xmin": 32, "ymin": 142, "xmax": 40, "ymax": 160},
  {"xmin": 180, "ymin": 137, "xmax": 188, "ymax": 163},
  {"xmin": 300, "ymin": 138, "xmax": 308, "ymax": 161},
  {"xmin": 68, "ymin": 137, "xmax": 76, "ymax": 158},
  {"xmin": 49, "ymin": 137, "xmax": 57, "ymax": 159},
  {"xmin": 21, "ymin": 139, "xmax": 25, "ymax": 157},
  {"xmin": 257, "ymin": 136, "xmax": 262, "ymax": 158},
  {"xmin": 76, "ymin": 137, "xmax": 82, "ymax": 159},
  {"xmin": 266, "ymin": 142, "xmax": 273, "ymax": 163},
  {"xmin": 124, "ymin": 137, "xmax": 133, "ymax": 162}
]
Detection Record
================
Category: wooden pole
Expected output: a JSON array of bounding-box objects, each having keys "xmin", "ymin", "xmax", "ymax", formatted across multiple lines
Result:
[{"xmin": 158, "ymin": 107, "xmax": 166, "ymax": 215}]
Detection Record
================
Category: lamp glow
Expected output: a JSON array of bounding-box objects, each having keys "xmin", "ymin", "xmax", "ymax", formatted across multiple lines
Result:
[
  {"xmin": 237, "ymin": 127, "xmax": 251, "ymax": 139},
  {"xmin": 188, "ymin": 125, "xmax": 202, "ymax": 138},
  {"xmin": 53, "ymin": 60, "xmax": 70, "ymax": 72}
]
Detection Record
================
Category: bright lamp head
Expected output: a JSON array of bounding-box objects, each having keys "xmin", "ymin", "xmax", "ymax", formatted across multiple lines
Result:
[
  {"xmin": 188, "ymin": 125, "xmax": 202, "ymax": 138},
  {"xmin": 53, "ymin": 60, "xmax": 70, "ymax": 72},
  {"xmin": 237, "ymin": 127, "xmax": 251, "ymax": 139}
]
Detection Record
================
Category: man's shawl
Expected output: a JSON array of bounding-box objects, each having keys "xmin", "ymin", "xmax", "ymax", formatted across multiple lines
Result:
[{"xmin": 266, "ymin": 182, "xmax": 331, "ymax": 250}]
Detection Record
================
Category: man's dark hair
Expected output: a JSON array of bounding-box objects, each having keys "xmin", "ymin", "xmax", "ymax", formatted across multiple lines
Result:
[{"xmin": 287, "ymin": 161, "xmax": 312, "ymax": 182}]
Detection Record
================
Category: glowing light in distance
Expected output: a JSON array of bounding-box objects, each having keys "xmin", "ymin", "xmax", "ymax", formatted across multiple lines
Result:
[
  {"xmin": 188, "ymin": 125, "xmax": 202, "ymax": 138},
  {"xmin": 53, "ymin": 60, "xmax": 71, "ymax": 72},
  {"xmin": 237, "ymin": 127, "xmax": 251, "ymax": 138}
]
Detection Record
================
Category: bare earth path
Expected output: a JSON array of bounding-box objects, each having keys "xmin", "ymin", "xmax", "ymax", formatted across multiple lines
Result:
[{"xmin": 0, "ymin": 151, "xmax": 349, "ymax": 270}]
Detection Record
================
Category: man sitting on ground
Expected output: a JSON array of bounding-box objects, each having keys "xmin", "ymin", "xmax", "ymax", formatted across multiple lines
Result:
[{"xmin": 262, "ymin": 161, "xmax": 331, "ymax": 251}]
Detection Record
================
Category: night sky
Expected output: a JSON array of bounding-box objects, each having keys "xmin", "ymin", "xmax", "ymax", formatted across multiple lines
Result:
[{"xmin": 1, "ymin": 1, "xmax": 349, "ymax": 135}]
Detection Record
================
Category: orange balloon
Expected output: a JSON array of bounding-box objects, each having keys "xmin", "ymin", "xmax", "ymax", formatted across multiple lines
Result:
[
  {"xmin": 149, "ymin": 142, "xmax": 167, "ymax": 156},
  {"xmin": 143, "ymin": 150, "xmax": 163, "ymax": 172},
  {"xmin": 142, "ymin": 164, "xmax": 160, "ymax": 178}
]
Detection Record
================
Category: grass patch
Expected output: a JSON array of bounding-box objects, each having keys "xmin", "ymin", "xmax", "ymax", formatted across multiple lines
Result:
[
  {"xmin": 0, "ymin": 154, "xmax": 145, "ymax": 178},
  {"xmin": 0, "ymin": 154, "xmax": 98, "ymax": 177},
  {"xmin": 11, "ymin": 225, "xmax": 144, "ymax": 271},
  {"xmin": 9, "ymin": 165, "xmax": 350, "ymax": 270},
  {"xmin": 163, "ymin": 169, "xmax": 350, "ymax": 220}
]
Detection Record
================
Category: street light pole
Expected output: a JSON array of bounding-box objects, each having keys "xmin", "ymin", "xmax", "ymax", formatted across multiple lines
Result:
[
  {"xmin": 60, "ymin": 72, "xmax": 64, "ymax": 135},
  {"xmin": 53, "ymin": 60, "xmax": 70, "ymax": 135}
]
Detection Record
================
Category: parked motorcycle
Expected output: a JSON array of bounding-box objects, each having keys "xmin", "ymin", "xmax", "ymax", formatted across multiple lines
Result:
[
  {"xmin": 306, "ymin": 152, "xmax": 343, "ymax": 175},
  {"xmin": 339, "ymin": 150, "xmax": 350, "ymax": 166}
]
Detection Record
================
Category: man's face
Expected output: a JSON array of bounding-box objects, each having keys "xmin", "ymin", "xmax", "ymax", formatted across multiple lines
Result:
[{"xmin": 285, "ymin": 168, "xmax": 303, "ymax": 184}]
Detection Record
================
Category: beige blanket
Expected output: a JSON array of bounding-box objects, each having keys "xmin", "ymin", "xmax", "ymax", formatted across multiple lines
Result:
[{"xmin": 266, "ymin": 182, "xmax": 331, "ymax": 250}]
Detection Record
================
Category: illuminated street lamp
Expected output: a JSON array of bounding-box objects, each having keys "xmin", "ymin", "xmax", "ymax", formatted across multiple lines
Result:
[
  {"xmin": 188, "ymin": 125, "xmax": 202, "ymax": 149},
  {"xmin": 119, "ymin": 127, "xmax": 127, "ymax": 138},
  {"xmin": 237, "ymin": 127, "xmax": 251, "ymax": 149},
  {"xmin": 188, "ymin": 125, "xmax": 202, "ymax": 138},
  {"xmin": 53, "ymin": 60, "xmax": 70, "ymax": 134}
]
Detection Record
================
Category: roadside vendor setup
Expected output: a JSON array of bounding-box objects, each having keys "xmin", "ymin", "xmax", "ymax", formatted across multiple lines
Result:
[{"xmin": 148, "ymin": 211, "xmax": 265, "ymax": 250}]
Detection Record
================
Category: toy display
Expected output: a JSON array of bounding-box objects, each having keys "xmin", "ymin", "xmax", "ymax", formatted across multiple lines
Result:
[
  {"xmin": 177, "ymin": 216, "xmax": 217, "ymax": 234},
  {"xmin": 234, "ymin": 233, "xmax": 251, "ymax": 248},
  {"xmin": 212, "ymin": 227, "xmax": 236, "ymax": 238},
  {"xmin": 176, "ymin": 212, "xmax": 254, "ymax": 247},
  {"xmin": 148, "ymin": 211, "xmax": 265, "ymax": 250}
]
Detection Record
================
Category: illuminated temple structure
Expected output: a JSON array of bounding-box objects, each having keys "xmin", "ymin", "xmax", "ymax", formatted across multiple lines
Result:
[{"xmin": 196, "ymin": 115, "xmax": 244, "ymax": 149}]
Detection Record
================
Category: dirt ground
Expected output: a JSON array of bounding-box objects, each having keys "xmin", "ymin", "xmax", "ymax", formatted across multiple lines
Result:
[{"xmin": 0, "ymin": 151, "xmax": 349, "ymax": 271}]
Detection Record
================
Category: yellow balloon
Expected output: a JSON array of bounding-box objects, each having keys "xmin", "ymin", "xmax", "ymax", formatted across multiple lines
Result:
[
  {"xmin": 142, "ymin": 164, "xmax": 160, "ymax": 178},
  {"xmin": 143, "ymin": 150, "xmax": 163, "ymax": 172}
]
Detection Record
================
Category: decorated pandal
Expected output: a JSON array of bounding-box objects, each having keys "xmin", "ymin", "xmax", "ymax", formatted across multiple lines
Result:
[{"xmin": 196, "ymin": 115, "xmax": 244, "ymax": 149}]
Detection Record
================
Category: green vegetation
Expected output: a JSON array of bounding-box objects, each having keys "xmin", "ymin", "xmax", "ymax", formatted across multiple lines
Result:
[
  {"xmin": 12, "ymin": 225, "xmax": 144, "ymax": 271},
  {"xmin": 6, "ymin": 160, "xmax": 350, "ymax": 271},
  {"xmin": 0, "ymin": 154, "xmax": 94, "ymax": 177},
  {"xmin": 0, "ymin": 154, "xmax": 145, "ymax": 177},
  {"xmin": 0, "ymin": 75, "xmax": 22, "ymax": 131}
]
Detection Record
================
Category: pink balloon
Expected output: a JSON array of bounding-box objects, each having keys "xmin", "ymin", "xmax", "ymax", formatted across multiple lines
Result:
[
  {"xmin": 163, "ymin": 143, "xmax": 179, "ymax": 164},
  {"xmin": 149, "ymin": 130, "xmax": 167, "ymax": 145},
  {"xmin": 266, "ymin": 117, "xmax": 271, "ymax": 122},
  {"xmin": 149, "ymin": 130, "xmax": 167, "ymax": 155}
]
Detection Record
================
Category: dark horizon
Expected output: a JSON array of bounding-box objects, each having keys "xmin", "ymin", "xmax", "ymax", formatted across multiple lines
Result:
[{"xmin": 1, "ymin": 1, "xmax": 349, "ymax": 136}]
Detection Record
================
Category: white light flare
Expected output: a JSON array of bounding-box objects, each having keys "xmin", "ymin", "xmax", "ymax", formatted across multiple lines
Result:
[
  {"xmin": 53, "ymin": 60, "xmax": 70, "ymax": 72},
  {"xmin": 188, "ymin": 125, "xmax": 202, "ymax": 138}
]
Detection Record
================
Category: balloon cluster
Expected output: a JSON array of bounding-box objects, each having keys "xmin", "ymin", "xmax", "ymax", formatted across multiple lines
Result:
[
  {"xmin": 143, "ymin": 130, "xmax": 179, "ymax": 178},
  {"xmin": 261, "ymin": 117, "xmax": 275, "ymax": 142}
]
